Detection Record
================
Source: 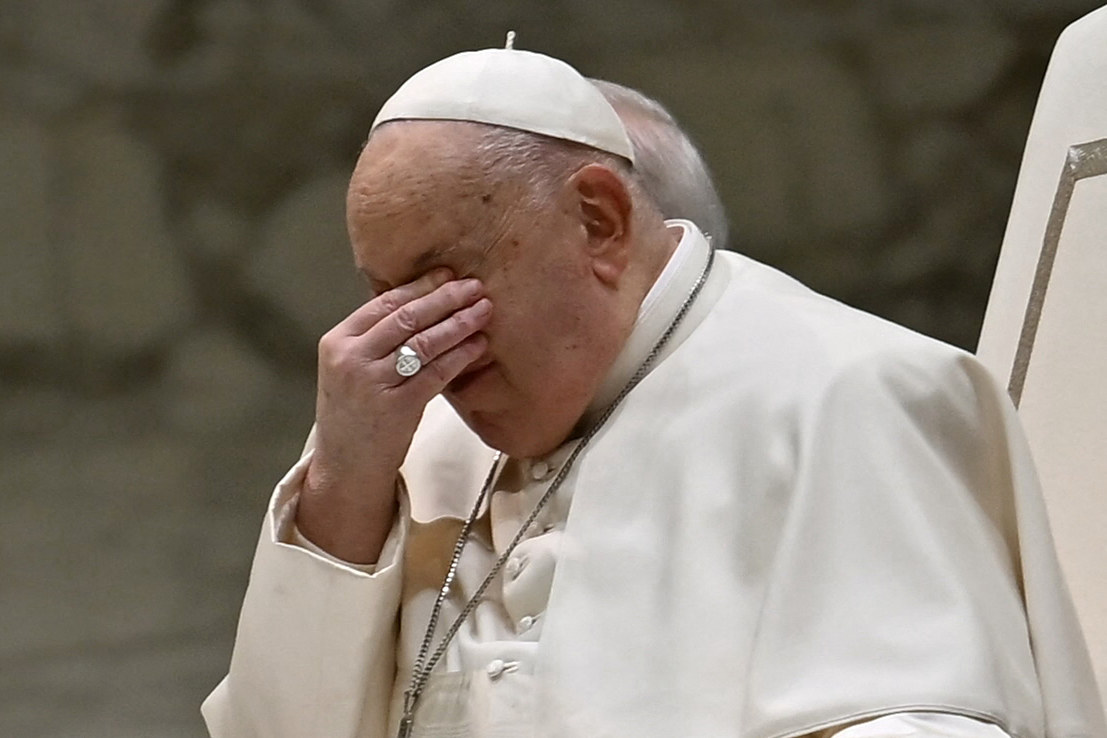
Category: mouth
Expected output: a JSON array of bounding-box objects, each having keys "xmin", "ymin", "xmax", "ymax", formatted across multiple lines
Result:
[{"xmin": 447, "ymin": 359, "xmax": 495, "ymax": 394}]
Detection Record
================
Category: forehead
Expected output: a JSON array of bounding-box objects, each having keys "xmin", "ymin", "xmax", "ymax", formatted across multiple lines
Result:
[
  {"xmin": 350, "ymin": 123, "xmax": 475, "ymax": 207},
  {"xmin": 346, "ymin": 123, "xmax": 508, "ymax": 283}
]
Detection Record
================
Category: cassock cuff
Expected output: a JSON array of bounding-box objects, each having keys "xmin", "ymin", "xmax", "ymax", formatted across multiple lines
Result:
[
  {"xmin": 266, "ymin": 447, "xmax": 408, "ymax": 577},
  {"xmin": 828, "ymin": 712, "xmax": 1011, "ymax": 738}
]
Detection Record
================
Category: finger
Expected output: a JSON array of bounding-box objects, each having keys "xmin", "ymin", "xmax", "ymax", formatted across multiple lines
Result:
[
  {"xmin": 363, "ymin": 278, "xmax": 484, "ymax": 359},
  {"xmin": 337, "ymin": 268, "xmax": 453, "ymax": 337},
  {"xmin": 400, "ymin": 333, "xmax": 489, "ymax": 398},
  {"xmin": 370, "ymin": 297, "xmax": 491, "ymax": 388},
  {"xmin": 402, "ymin": 298, "xmax": 492, "ymax": 366}
]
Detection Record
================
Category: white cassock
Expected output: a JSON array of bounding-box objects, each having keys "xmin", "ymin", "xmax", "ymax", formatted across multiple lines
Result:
[{"xmin": 202, "ymin": 222, "xmax": 1105, "ymax": 738}]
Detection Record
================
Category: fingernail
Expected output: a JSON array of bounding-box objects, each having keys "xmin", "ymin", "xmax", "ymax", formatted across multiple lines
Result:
[
  {"xmin": 463, "ymin": 278, "xmax": 483, "ymax": 294},
  {"xmin": 473, "ymin": 298, "xmax": 492, "ymax": 315},
  {"xmin": 434, "ymin": 267, "xmax": 454, "ymax": 283}
]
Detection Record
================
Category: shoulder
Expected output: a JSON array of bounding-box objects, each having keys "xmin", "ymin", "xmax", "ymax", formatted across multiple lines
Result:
[{"xmin": 703, "ymin": 251, "xmax": 1002, "ymax": 405}]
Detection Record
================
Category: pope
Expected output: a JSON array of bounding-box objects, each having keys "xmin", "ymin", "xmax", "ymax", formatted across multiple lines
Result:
[{"xmin": 202, "ymin": 42, "xmax": 1106, "ymax": 738}]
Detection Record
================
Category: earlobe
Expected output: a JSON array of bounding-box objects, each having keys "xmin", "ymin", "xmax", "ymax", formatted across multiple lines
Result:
[{"xmin": 571, "ymin": 164, "xmax": 632, "ymax": 287}]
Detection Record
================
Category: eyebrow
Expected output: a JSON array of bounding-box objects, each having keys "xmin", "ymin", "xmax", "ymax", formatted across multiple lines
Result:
[
  {"xmin": 359, "ymin": 243, "xmax": 460, "ymax": 291},
  {"xmin": 412, "ymin": 243, "xmax": 452, "ymax": 274}
]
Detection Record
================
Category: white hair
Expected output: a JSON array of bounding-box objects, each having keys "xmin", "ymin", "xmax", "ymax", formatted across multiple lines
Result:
[
  {"xmin": 371, "ymin": 104, "xmax": 724, "ymax": 247},
  {"xmin": 589, "ymin": 78, "xmax": 729, "ymax": 248},
  {"xmin": 468, "ymin": 122, "xmax": 643, "ymax": 207}
]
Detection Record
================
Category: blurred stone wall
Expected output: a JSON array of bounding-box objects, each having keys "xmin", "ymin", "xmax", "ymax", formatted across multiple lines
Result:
[{"xmin": 1, "ymin": 1, "xmax": 1103, "ymax": 736}]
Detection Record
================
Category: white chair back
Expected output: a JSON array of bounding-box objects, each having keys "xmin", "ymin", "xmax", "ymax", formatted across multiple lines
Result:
[{"xmin": 977, "ymin": 3, "xmax": 1107, "ymax": 708}]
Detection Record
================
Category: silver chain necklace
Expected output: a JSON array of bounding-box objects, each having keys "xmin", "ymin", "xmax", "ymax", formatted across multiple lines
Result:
[{"xmin": 397, "ymin": 247, "xmax": 715, "ymax": 738}]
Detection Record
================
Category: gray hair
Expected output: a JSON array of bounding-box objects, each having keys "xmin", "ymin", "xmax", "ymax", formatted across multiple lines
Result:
[
  {"xmin": 467, "ymin": 122, "xmax": 639, "ymax": 206},
  {"xmin": 368, "ymin": 119, "xmax": 651, "ymax": 244},
  {"xmin": 589, "ymin": 78, "xmax": 729, "ymax": 248}
]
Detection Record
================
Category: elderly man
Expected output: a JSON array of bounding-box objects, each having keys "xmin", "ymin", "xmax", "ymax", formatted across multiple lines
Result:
[{"xmin": 203, "ymin": 46, "xmax": 1105, "ymax": 738}]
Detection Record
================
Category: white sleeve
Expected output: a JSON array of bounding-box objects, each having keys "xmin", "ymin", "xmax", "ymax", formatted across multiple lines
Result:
[
  {"xmin": 201, "ymin": 449, "xmax": 408, "ymax": 738},
  {"xmin": 289, "ymin": 522, "xmax": 379, "ymax": 575},
  {"xmin": 829, "ymin": 713, "xmax": 1013, "ymax": 738}
]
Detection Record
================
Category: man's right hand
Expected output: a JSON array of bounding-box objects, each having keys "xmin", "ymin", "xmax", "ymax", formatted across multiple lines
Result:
[{"xmin": 296, "ymin": 267, "xmax": 493, "ymax": 564}]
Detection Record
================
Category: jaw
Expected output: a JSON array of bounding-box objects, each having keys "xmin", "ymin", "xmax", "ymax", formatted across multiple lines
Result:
[
  {"xmin": 442, "ymin": 400, "xmax": 520, "ymax": 456},
  {"xmin": 444, "ymin": 393, "xmax": 582, "ymax": 459}
]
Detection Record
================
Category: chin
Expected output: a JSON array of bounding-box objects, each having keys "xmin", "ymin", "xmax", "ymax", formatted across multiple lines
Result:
[
  {"xmin": 447, "ymin": 406, "xmax": 519, "ymax": 455},
  {"xmin": 442, "ymin": 368, "xmax": 584, "ymax": 458},
  {"xmin": 448, "ymin": 403, "xmax": 573, "ymax": 459}
]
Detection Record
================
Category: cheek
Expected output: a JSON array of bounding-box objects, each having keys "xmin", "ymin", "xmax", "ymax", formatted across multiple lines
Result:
[
  {"xmin": 480, "ymin": 240, "xmax": 594, "ymax": 371},
  {"xmin": 490, "ymin": 284, "xmax": 591, "ymax": 373}
]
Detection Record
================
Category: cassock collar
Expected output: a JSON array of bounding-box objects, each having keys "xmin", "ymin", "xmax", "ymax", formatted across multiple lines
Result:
[{"xmin": 576, "ymin": 219, "xmax": 713, "ymax": 433}]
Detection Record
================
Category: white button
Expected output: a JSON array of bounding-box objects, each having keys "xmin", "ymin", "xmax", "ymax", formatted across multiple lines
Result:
[
  {"xmin": 530, "ymin": 460, "xmax": 551, "ymax": 481},
  {"xmin": 486, "ymin": 659, "xmax": 506, "ymax": 679},
  {"xmin": 517, "ymin": 615, "xmax": 536, "ymax": 633}
]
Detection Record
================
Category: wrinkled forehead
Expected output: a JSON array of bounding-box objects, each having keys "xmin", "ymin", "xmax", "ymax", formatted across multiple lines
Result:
[
  {"xmin": 353, "ymin": 120, "xmax": 483, "ymax": 188},
  {"xmin": 346, "ymin": 122, "xmax": 514, "ymax": 286},
  {"xmin": 349, "ymin": 122, "xmax": 489, "ymax": 217}
]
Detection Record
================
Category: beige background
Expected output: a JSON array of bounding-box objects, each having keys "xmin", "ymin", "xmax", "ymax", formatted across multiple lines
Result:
[{"xmin": 1, "ymin": 1, "xmax": 1103, "ymax": 736}]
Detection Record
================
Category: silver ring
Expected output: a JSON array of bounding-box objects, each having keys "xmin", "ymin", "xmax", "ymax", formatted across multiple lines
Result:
[{"xmin": 395, "ymin": 345, "xmax": 422, "ymax": 378}]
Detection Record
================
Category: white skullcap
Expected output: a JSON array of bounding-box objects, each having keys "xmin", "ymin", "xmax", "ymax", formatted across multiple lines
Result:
[{"xmin": 371, "ymin": 47, "xmax": 636, "ymax": 164}]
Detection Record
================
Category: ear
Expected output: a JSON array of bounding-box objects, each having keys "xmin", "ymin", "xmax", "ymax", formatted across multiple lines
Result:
[{"xmin": 567, "ymin": 163, "xmax": 633, "ymax": 287}]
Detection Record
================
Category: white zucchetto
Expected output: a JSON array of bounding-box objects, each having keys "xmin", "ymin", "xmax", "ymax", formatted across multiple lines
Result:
[{"xmin": 370, "ymin": 47, "xmax": 636, "ymax": 164}]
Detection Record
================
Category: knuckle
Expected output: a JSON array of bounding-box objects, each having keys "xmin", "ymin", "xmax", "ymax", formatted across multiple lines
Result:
[
  {"xmin": 318, "ymin": 339, "xmax": 358, "ymax": 375},
  {"xmin": 317, "ymin": 333, "xmax": 341, "ymax": 365},
  {"xmin": 375, "ymin": 291, "xmax": 402, "ymax": 316},
  {"xmin": 445, "ymin": 280, "xmax": 473, "ymax": 304},
  {"xmin": 426, "ymin": 360, "xmax": 452, "ymax": 384},
  {"xmin": 408, "ymin": 332, "xmax": 431, "ymax": 360},
  {"xmin": 394, "ymin": 305, "xmax": 420, "ymax": 333},
  {"xmin": 452, "ymin": 309, "xmax": 479, "ymax": 332}
]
